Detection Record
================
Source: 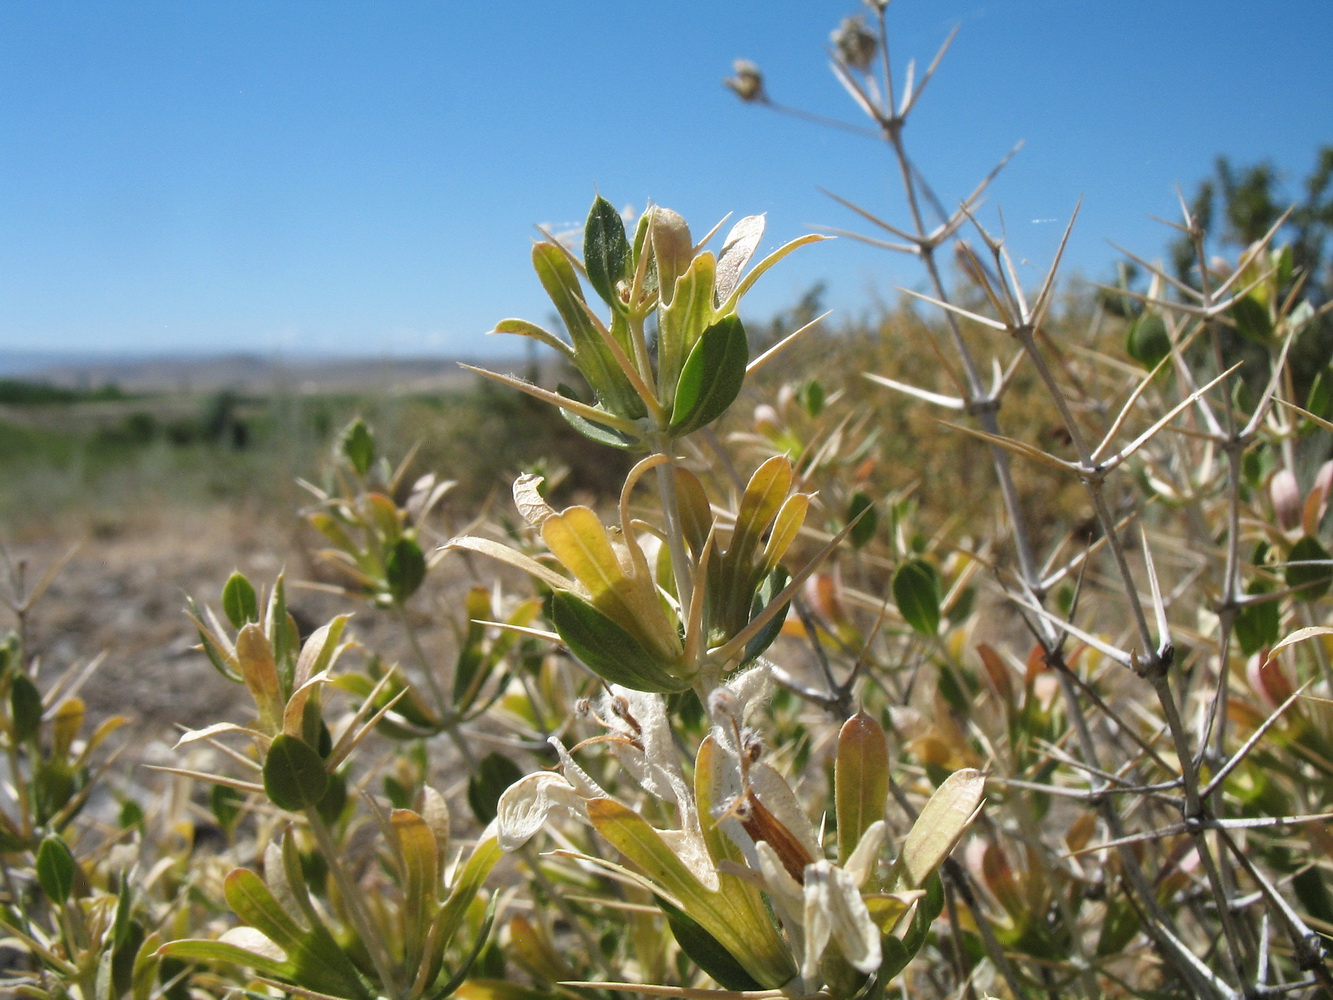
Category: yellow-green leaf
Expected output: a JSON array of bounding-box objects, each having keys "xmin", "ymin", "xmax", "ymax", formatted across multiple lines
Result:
[
  {"xmin": 836, "ymin": 712, "xmax": 889, "ymax": 865},
  {"xmin": 894, "ymin": 769, "xmax": 985, "ymax": 889}
]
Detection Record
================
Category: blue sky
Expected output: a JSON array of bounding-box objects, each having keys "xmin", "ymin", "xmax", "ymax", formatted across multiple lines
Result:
[{"xmin": 2, "ymin": 1, "xmax": 1329, "ymax": 359}]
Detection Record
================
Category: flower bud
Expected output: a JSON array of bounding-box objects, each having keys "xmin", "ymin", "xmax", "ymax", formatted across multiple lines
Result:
[{"xmin": 1270, "ymin": 468, "xmax": 1301, "ymax": 532}]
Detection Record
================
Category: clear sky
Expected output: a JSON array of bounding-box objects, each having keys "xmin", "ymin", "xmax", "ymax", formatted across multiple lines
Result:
[{"xmin": 2, "ymin": 1, "xmax": 1330, "ymax": 360}]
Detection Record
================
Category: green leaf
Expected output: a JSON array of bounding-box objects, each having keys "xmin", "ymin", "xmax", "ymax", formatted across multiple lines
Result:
[
  {"xmin": 893, "ymin": 558, "xmax": 941, "ymax": 637},
  {"xmin": 1126, "ymin": 313, "xmax": 1170, "ymax": 369},
  {"xmin": 1095, "ymin": 896, "xmax": 1141, "ymax": 957},
  {"xmin": 34, "ymin": 761, "xmax": 77, "ymax": 824},
  {"xmin": 316, "ymin": 770, "xmax": 348, "ymax": 825},
  {"xmin": 584, "ymin": 195, "xmax": 631, "ymax": 311},
  {"xmin": 797, "ymin": 379, "xmax": 825, "ymax": 417},
  {"xmin": 657, "ymin": 252, "xmax": 718, "ymax": 395},
  {"xmin": 743, "ymin": 568, "xmax": 789, "ymax": 664},
  {"xmin": 669, "ymin": 315, "xmax": 748, "ymax": 437},
  {"xmin": 1285, "ymin": 535, "xmax": 1332, "ymax": 601},
  {"xmin": 467, "ymin": 752, "xmax": 525, "ymax": 825},
  {"xmin": 847, "ymin": 492, "xmax": 877, "ymax": 549},
  {"xmin": 429, "ymin": 896, "xmax": 498, "ymax": 1000},
  {"xmin": 1231, "ymin": 294, "xmax": 1273, "ymax": 344},
  {"xmin": 36, "ymin": 835, "xmax": 76, "ymax": 903},
  {"xmin": 222, "ymin": 868, "xmax": 372, "ymax": 997},
  {"xmin": 835, "ymin": 712, "xmax": 889, "ymax": 865},
  {"xmin": 9, "ymin": 671, "xmax": 43, "ymax": 743},
  {"xmin": 533, "ymin": 243, "xmax": 641, "ymax": 419},
  {"xmin": 157, "ymin": 938, "xmax": 294, "ymax": 983},
  {"xmin": 430, "ymin": 833, "xmax": 503, "ymax": 967},
  {"xmin": 1308, "ymin": 369, "xmax": 1333, "ymax": 422},
  {"xmin": 550, "ymin": 591, "xmax": 692, "ymax": 693},
  {"xmin": 896, "ymin": 873, "xmax": 944, "ymax": 967},
  {"xmin": 386, "ymin": 536, "xmax": 427, "ymax": 605},
  {"xmin": 1235, "ymin": 579, "xmax": 1280, "ymax": 656},
  {"xmin": 262, "ymin": 734, "xmax": 329, "ymax": 812},
  {"xmin": 659, "ymin": 898, "xmax": 762, "ymax": 991},
  {"xmin": 210, "ymin": 785, "xmax": 242, "ymax": 834},
  {"xmin": 221, "ymin": 572, "xmax": 259, "ymax": 628},
  {"xmin": 110, "ymin": 914, "xmax": 144, "ymax": 996},
  {"xmin": 340, "ymin": 419, "xmax": 375, "ymax": 476},
  {"xmin": 453, "ymin": 587, "xmax": 492, "ymax": 707},
  {"xmin": 558, "ymin": 403, "xmax": 642, "ymax": 450}
]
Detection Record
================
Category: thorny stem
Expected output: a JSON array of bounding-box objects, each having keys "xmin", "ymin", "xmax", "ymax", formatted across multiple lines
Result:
[
  {"xmin": 851, "ymin": 12, "xmax": 1219, "ymax": 992},
  {"xmin": 1036, "ymin": 308, "xmax": 1253, "ymax": 988},
  {"xmin": 881, "ymin": 116, "xmax": 1047, "ymax": 624}
]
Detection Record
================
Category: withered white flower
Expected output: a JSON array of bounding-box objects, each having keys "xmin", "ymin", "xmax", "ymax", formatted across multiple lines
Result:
[{"xmin": 495, "ymin": 771, "xmax": 588, "ymax": 853}]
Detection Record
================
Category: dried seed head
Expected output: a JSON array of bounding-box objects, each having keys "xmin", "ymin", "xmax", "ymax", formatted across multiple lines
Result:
[
  {"xmin": 725, "ymin": 60, "xmax": 766, "ymax": 103},
  {"xmin": 831, "ymin": 15, "xmax": 877, "ymax": 73}
]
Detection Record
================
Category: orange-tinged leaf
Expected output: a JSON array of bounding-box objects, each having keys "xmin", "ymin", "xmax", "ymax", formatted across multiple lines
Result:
[
  {"xmin": 977, "ymin": 642, "xmax": 1014, "ymax": 707},
  {"xmin": 506, "ymin": 914, "xmax": 573, "ymax": 982},
  {"xmin": 980, "ymin": 843, "xmax": 1024, "ymax": 916},
  {"xmin": 364, "ymin": 492, "xmax": 403, "ymax": 541},
  {"xmin": 293, "ymin": 616, "xmax": 350, "ymax": 688},
  {"xmin": 392, "ymin": 807, "xmax": 439, "ymax": 966},
  {"xmin": 236, "ymin": 623, "xmax": 282, "ymax": 726},
  {"xmin": 1065, "ymin": 812, "xmax": 1097, "ymax": 854},
  {"xmin": 1025, "ymin": 642, "xmax": 1048, "ymax": 683}
]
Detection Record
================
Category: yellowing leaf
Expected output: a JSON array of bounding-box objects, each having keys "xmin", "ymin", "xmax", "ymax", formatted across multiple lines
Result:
[{"xmin": 896, "ymin": 768, "xmax": 985, "ymax": 889}]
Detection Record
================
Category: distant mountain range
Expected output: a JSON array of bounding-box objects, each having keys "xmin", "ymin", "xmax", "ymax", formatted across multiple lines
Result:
[{"xmin": 0, "ymin": 350, "xmax": 535, "ymax": 394}]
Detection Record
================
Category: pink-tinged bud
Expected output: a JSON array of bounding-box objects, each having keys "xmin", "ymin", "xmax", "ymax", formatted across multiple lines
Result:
[
  {"xmin": 754, "ymin": 403, "xmax": 781, "ymax": 435},
  {"xmin": 1271, "ymin": 468, "xmax": 1301, "ymax": 532},
  {"xmin": 776, "ymin": 384, "xmax": 797, "ymax": 412}
]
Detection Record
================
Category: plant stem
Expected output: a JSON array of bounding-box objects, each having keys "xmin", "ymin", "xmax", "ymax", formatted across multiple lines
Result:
[{"xmin": 306, "ymin": 806, "xmax": 401, "ymax": 996}]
